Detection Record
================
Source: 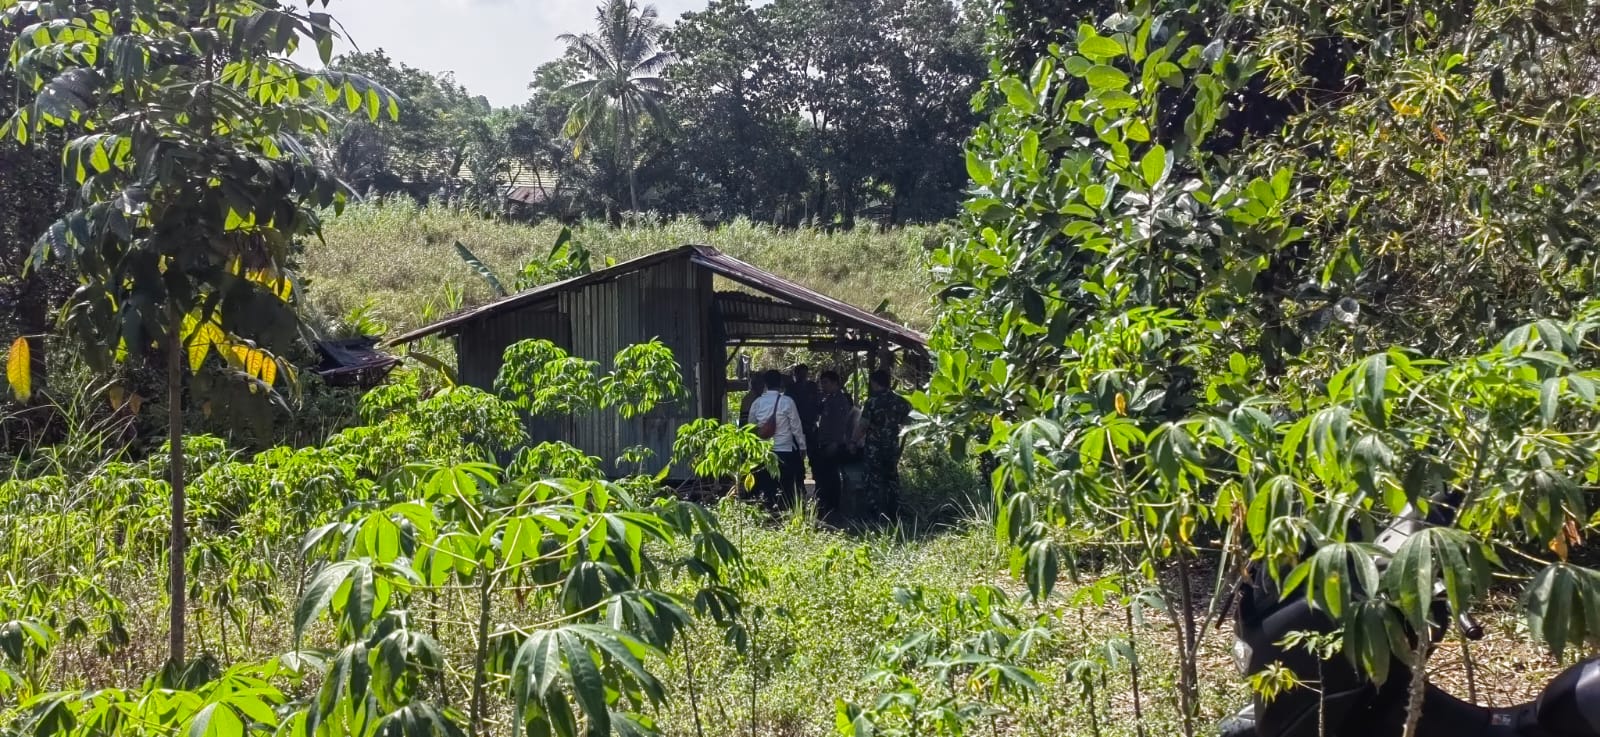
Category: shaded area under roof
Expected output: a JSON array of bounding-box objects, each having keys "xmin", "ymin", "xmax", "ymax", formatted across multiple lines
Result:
[
  {"xmin": 314, "ymin": 337, "xmax": 401, "ymax": 387},
  {"xmin": 387, "ymin": 245, "xmax": 927, "ymax": 352}
]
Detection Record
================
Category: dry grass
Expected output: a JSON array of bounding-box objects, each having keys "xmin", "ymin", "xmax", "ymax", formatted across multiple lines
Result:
[
  {"xmin": 645, "ymin": 511, "xmax": 1569, "ymax": 737},
  {"xmin": 305, "ymin": 199, "xmax": 947, "ymax": 334}
]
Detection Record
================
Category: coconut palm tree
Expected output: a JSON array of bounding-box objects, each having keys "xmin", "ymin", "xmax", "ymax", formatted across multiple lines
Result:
[{"xmin": 558, "ymin": 0, "xmax": 671, "ymax": 215}]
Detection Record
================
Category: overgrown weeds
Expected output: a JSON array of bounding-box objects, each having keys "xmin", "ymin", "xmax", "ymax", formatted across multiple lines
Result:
[{"xmin": 306, "ymin": 199, "xmax": 945, "ymax": 332}]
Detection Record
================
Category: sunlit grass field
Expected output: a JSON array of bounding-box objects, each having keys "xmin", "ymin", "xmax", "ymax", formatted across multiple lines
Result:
[{"xmin": 306, "ymin": 200, "xmax": 947, "ymax": 334}]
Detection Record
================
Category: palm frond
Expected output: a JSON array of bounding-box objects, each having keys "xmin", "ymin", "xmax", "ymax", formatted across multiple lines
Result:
[
  {"xmin": 631, "ymin": 88, "xmax": 672, "ymax": 128},
  {"xmin": 632, "ymin": 50, "xmax": 673, "ymax": 75},
  {"xmin": 630, "ymin": 76, "xmax": 669, "ymax": 95},
  {"xmin": 559, "ymin": 78, "xmax": 604, "ymax": 96},
  {"xmin": 558, "ymin": 32, "xmax": 615, "ymax": 73}
]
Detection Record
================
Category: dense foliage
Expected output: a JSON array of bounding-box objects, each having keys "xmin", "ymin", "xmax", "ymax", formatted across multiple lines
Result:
[
  {"xmin": 321, "ymin": 0, "xmax": 985, "ymax": 226},
  {"xmin": 0, "ymin": 336, "xmax": 779, "ymax": 737},
  {"xmin": 927, "ymin": 2, "xmax": 1600, "ymax": 736},
  {"xmin": 6, "ymin": 0, "xmax": 1600, "ymax": 736}
]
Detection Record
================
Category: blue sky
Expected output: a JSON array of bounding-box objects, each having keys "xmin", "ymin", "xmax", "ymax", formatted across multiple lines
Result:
[{"xmin": 318, "ymin": 0, "xmax": 710, "ymax": 107}]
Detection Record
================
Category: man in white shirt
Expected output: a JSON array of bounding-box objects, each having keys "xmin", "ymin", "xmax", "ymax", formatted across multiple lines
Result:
[{"xmin": 748, "ymin": 369, "xmax": 807, "ymax": 507}]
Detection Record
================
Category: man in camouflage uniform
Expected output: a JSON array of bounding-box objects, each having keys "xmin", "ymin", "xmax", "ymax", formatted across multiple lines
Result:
[{"xmin": 855, "ymin": 369, "xmax": 911, "ymax": 521}]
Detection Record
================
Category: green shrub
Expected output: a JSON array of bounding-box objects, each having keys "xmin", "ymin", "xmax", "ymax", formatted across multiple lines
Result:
[{"xmin": 898, "ymin": 441, "xmax": 984, "ymax": 523}]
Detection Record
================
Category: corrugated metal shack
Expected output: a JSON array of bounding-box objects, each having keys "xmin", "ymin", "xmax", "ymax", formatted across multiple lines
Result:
[{"xmin": 388, "ymin": 245, "xmax": 928, "ymax": 477}]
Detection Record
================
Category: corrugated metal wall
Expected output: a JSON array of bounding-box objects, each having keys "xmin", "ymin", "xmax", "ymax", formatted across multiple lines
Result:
[
  {"xmin": 455, "ymin": 253, "xmax": 712, "ymax": 477},
  {"xmin": 455, "ymin": 305, "xmax": 572, "ymax": 446},
  {"xmin": 560, "ymin": 256, "xmax": 708, "ymax": 476}
]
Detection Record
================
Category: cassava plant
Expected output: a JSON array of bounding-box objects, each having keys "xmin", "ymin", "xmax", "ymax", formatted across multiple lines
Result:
[
  {"xmin": 923, "ymin": 10, "xmax": 1302, "ymax": 734},
  {"xmin": 926, "ymin": 3, "xmax": 1600, "ymax": 735},
  {"xmin": 2, "ymin": 338, "xmax": 768, "ymax": 737},
  {"xmin": 0, "ymin": 0, "xmax": 398, "ymax": 664}
]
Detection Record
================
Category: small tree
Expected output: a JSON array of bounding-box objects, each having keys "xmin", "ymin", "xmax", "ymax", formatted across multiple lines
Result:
[{"xmin": 1, "ymin": 0, "xmax": 396, "ymax": 664}]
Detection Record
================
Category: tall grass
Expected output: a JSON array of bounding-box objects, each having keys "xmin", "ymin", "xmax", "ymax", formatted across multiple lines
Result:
[{"xmin": 306, "ymin": 199, "xmax": 947, "ymax": 334}]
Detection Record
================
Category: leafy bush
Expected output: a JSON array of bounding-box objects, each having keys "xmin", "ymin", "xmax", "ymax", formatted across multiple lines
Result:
[{"xmin": 898, "ymin": 442, "xmax": 984, "ymax": 523}]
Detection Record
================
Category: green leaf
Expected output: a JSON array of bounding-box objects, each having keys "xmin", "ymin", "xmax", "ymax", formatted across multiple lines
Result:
[
  {"xmin": 1523, "ymin": 563, "xmax": 1600, "ymax": 659},
  {"xmin": 1540, "ymin": 377, "xmax": 1562, "ymax": 425},
  {"xmin": 1085, "ymin": 65, "xmax": 1131, "ymax": 90},
  {"xmin": 1345, "ymin": 601, "xmax": 1398, "ymax": 684},
  {"xmin": 559, "ymin": 632, "xmax": 609, "ymax": 737},
  {"xmin": 1078, "ymin": 36, "xmax": 1125, "ymax": 60},
  {"xmin": 347, "ymin": 561, "xmax": 376, "ymax": 637},
  {"xmin": 455, "ymin": 241, "xmax": 508, "ymax": 297},
  {"xmin": 1568, "ymin": 373, "xmax": 1597, "ymax": 404},
  {"xmin": 972, "ymin": 331, "xmax": 1004, "ymax": 351},
  {"xmin": 1355, "ymin": 354, "xmax": 1390, "ymax": 427},
  {"xmin": 1139, "ymin": 145, "xmax": 1168, "ymax": 187},
  {"xmin": 295, "ymin": 560, "xmax": 358, "ymax": 638},
  {"xmin": 1024, "ymin": 540, "xmax": 1059, "ymax": 601},
  {"xmin": 966, "ymin": 150, "xmax": 993, "ymax": 186},
  {"xmin": 188, "ymin": 704, "xmax": 244, "ymax": 737},
  {"xmin": 570, "ymin": 625, "xmax": 664, "ymax": 705},
  {"xmin": 998, "ymin": 78, "xmax": 1037, "ymax": 114},
  {"xmin": 1383, "ymin": 528, "xmax": 1486, "ymax": 629}
]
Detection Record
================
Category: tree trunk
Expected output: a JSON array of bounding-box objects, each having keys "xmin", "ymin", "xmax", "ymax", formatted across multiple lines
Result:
[
  {"xmin": 1174, "ymin": 545, "xmax": 1201, "ymax": 737},
  {"xmin": 623, "ymin": 108, "xmax": 639, "ymax": 215},
  {"xmin": 167, "ymin": 307, "xmax": 188, "ymax": 665},
  {"xmin": 471, "ymin": 570, "xmax": 493, "ymax": 737}
]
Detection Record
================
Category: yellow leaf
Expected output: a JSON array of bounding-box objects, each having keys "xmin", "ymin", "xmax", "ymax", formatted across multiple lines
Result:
[
  {"xmin": 1551, "ymin": 534, "xmax": 1569, "ymax": 562},
  {"xmin": 108, "ymin": 385, "xmax": 126, "ymax": 410},
  {"xmin": 1180, "ymin": 515, "xmax": 1196, "ymax": 545},
  {"xmin": 244, "ymin": 268, "xmax": 292, "ymax": 302},
  {"xmin": 1389, "ymin": 99, "xmax": 1422, "ymax": 117},
  {"xmin": 7, "ymin": 337, "xmax": 32, "ymax": 402},
  {"xmin": 245, "ymin": 347, "xmax": 264, "ymax": 380},
  {"xmin": 128, "ymin": 393, "xmax": 143, "ymax": 415},
  {"xmin": 260, "ymin": 355, "xmax": 277, "ymax": 387},
  {"xmin": 187, "ymin": 319, "xmax": 225, "ymax": 373},
  {"xmin": 1114, "ymin": 392, "xmax": 1127, "ymax": 416}
]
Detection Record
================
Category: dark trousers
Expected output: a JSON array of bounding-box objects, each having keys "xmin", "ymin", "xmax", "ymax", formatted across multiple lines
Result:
[
  {"xmin": 779, "ymin": 449, "xmax": 805, "ymax": 503},
  {"xmin": 756, "ymin": 450, "xmax": 806, "ymax": 508},
  {"xmin": 863, "ymin": 443, "xmax": 902, "ymax": 521},
  {"xmin": 811, "ymin": 446, "xmax": 843, "ymax": 515}
]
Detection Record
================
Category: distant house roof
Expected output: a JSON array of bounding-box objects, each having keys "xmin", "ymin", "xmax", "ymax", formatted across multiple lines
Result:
[
  {"xmin": 505, "ymin": 185, "xmax": 552, "ymax": 206},
  {"xmin": 387, "ymin": 245, "xmax": 927, "ymax": 352}
]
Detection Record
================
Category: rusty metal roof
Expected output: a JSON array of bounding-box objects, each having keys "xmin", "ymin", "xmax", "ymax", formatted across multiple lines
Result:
[
  {"xmin": 387, "ymin": 245, "xmax": 927, "ymax": 351},
  {"xmin": 505, "ymin": 185, "xmax": 552, "ymax": 205}
]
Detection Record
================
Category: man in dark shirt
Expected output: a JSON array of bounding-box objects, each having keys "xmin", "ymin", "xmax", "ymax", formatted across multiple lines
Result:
[{"xmin": 811, "ymin": 370, "xmax": 853, "ymax": 516}]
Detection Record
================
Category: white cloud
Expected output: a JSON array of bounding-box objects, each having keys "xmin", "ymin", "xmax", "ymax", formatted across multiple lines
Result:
[{"xmin": 316, "ymin": 0, "xmax": 708, "ymax": 106}]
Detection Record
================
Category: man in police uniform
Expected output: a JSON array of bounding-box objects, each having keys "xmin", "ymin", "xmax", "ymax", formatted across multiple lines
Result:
[{"xmin": 854, "ymin": 369, "xmax": 911, "ymax": 521}]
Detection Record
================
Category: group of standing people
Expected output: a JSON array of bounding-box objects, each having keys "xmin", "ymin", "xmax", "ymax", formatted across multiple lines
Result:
[{"xmin": 740, "ymin": 365, "xmax": 912, "ymax": 521}]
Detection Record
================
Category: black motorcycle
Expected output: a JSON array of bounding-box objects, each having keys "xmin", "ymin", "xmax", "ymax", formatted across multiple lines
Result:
[{"xmin": 1220, "ymin": 496, "xmax": 1600, "ymax": 737}]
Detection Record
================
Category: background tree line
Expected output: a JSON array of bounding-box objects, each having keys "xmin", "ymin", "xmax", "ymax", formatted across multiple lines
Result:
[{"xmin": 323, "ymin": 0, "xmax": 987, "ymax": 227}]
